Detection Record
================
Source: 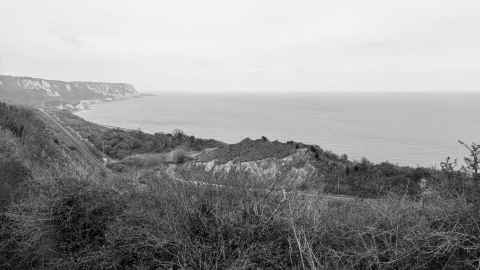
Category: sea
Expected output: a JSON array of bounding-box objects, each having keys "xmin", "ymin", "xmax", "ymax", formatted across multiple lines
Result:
[{"xmin": 76, "ymin": 92, "xmax": 480, "ymax": 167}]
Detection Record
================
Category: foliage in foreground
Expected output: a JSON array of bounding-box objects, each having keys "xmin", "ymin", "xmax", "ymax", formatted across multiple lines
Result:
[{"xmin": 2, "ymin": 174, "xmax": 480, "ymax": 270}]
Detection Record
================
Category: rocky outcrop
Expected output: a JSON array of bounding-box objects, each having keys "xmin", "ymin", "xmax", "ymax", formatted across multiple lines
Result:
[
  {"xmin": 0, "ymin": 74, "xmax": 138, "ymax": 106},
  {"xmin": 184, "ymin": 148, "xmax": 324, "ymax": 190}
]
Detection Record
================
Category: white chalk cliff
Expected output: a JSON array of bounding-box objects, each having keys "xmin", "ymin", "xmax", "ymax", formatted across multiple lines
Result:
[{"xmin": 0, "ymin": 75, "xmax": 138, "ymax": 105}]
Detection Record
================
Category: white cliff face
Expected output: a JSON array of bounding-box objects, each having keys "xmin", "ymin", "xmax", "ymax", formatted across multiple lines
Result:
[
  {"xmin": 18, "ymin": 79, "xmax": 61, "ymax": 97},
  {"xmin": 0, "ymin": 74, "xmax": 138, "ymax": 105},
  {"xmin": 189, "ymin": 149, "xmax": 320, "ymax": 187},
  {"xmin": 76, "ymin": 82, "xmax": 137, "ymax": 98}
]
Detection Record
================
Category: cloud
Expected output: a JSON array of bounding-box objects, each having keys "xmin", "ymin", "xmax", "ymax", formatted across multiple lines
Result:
[{"xmin": 1, "ymin": 0, "xmax": 479, "ymax": 92}]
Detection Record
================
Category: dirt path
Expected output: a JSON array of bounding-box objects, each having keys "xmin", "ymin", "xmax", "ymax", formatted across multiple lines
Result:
[
  {"xmin": 166, "ymin": 164, "xmax": 223, "ymax": 188},
  {"xmin": 37, "ymin": 108, "xmax": 104, "ymax": 171}
]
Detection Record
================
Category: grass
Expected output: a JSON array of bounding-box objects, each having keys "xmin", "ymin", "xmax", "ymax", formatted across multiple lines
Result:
[{"xmin": 2, "ymin": 172, "xmax": 480, "ymax": 269}]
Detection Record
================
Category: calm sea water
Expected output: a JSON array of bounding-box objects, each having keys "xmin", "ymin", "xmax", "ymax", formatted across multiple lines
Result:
[{"xmin": 77, "ymin": 92, "xmax": 480, "ymax": 167}]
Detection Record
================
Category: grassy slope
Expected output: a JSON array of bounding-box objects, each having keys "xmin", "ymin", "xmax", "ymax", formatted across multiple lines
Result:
[{"xmin": 0, "ymin": 103, "xmax": 107, "ymax": 181}]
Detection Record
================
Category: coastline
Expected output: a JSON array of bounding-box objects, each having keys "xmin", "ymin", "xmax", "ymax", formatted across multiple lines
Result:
[
  {"xmin": 68, "ymin": 93, "xmax": 155, "ymax": 114},
  {"xmin": 70, "ymin": 93, "xmax": 158, "ymax": 134}
]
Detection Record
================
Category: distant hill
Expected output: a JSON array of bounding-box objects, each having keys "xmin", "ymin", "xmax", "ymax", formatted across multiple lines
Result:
[{"xmin": 0, "ymin": 74, "xmax": 138, "ymax": 106}]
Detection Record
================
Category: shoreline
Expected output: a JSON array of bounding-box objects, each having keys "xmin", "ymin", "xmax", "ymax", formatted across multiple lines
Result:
[
  {"xmin": 68, "ymin": 93, "xmax": 155, "ymax": 114},
  {"xmin": 71, "ymin": 93, "xmax": 158, "ymax": 135}
]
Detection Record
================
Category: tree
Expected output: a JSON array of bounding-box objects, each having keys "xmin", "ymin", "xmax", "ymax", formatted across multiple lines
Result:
[
  {"xmin": 172, "ymin": 129, "xmax": 184, "ymax": 138},
  {"xmin": 458, "ymin": 140, "xmax": 480, "ymax": 211},
  {"xmin": 458, "ymin": 140, "xmax": 480, "ymax": 188}
]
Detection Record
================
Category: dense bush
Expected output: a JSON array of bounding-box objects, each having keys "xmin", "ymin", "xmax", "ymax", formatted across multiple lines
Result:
[
  {"xmin": 324, "ymin": 159, "xmax": 431, "ymax": 198},
  {"xmin": 56, "ymin": 110, "xmax": 223, "ymax": 159},
  {"xmin": 96, "ymin": 129, "xmax": 221, "ymax": 159},
  {"xmin": 198, "ymin": 137, "xmax": 302, "ymax": 163},
  {"xmin": 3, "ymin": 172, "xmax": 480, "ymax": 269},
  {"xmin": 50, "ymin": 178, "xmax": 123, "ymax": 253},
  {"xmin": 0, "ymin": 103, "xmax": 76, "ymax": 175},
  {"xmin": 0, "ymin": 158, "xmax": 31, "ymax": 207},
  {"xmin": 0, "ymin": 178, "xmax": 124, "ymax": 269},
  {"xmin": 0, "ymin": 128, "xmax": 31, "ymax": 208},
  {"xmin": 0, "ymin": 103, "xmax": 32, "ymax": 139},
  {"xmin": 169, "ymin": 148, "xmax": 188, "ymax": 164}
]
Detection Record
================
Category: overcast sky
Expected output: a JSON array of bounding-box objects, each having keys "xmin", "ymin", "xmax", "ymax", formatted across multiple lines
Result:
[{"xmin": 1, "ymin": 0, "xmax": 480, "ymax": 92}]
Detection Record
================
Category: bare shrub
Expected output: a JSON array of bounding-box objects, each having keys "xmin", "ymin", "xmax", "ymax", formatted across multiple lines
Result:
[{"xmin": 169, "ymin": 148, "xmax": 188, "ymax": 164}]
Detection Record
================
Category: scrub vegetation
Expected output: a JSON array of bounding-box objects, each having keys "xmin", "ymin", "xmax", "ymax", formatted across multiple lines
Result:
[{"xmin": 1, "ymin": 101, "xmax": 480, "ymax": 269}]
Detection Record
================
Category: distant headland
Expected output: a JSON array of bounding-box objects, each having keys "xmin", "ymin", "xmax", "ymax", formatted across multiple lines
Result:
[{"xmin": 0, "ymin": 74, "xmax": 141, "ymax": 110}]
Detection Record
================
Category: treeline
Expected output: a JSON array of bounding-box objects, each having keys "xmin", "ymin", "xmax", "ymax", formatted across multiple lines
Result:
[
  {"xmin": 93, "ymin": 129, "xmax": 222, "ymax": 159},
  {"xmin": 56, "ymin": 111, "xmax": 224, "ymax": 159}
]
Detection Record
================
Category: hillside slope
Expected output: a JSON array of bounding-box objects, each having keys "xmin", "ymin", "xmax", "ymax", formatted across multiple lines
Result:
[
  {"xmin": 0, "ymin": 102, "xmax": 106, "ymax": 182},
  {"xmin": 0, "ymin": 74, "xmax": 138, "ymax": 106}
]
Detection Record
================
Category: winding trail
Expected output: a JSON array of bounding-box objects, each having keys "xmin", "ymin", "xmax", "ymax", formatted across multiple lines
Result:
[{"xmin": 166, "ymin": 164, "xmax": 223, "ymax": 188}]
